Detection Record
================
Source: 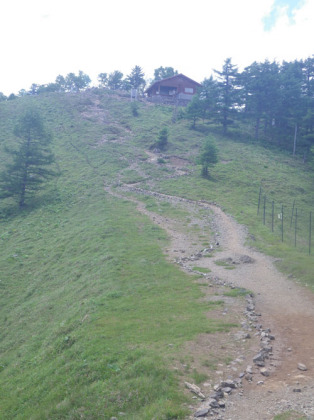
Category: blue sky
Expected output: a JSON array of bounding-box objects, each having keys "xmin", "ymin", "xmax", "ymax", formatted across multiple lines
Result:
[
  {"xmin": 263, "ymin": 0, "xmax": 306, "ymax": 30},
  {"xmin": 0, "ymin": 0, "xmax": 313, "ymax": 95}
]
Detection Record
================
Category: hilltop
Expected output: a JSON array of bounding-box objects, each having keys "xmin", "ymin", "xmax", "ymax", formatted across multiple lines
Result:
[{"xmin": 1, "ymin": 90, "xmax": 314, "ymax": 419}]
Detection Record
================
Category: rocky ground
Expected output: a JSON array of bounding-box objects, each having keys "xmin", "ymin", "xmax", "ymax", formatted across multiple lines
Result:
[{"xmin": 107, "ymin": 183, "xmax": 314, "ymax": 420}]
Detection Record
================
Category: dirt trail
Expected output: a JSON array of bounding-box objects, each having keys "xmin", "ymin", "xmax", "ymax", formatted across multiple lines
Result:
[
  {"xmin": 85, "ymin": 93, "xmax": 314, "ymax": 417},
  {"xmin": 107, "ymin": 185, "xmax": 314, "ymax": 419}
]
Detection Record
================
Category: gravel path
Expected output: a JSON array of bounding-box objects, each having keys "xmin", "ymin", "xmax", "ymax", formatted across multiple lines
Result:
[{"xmin": 108, "ymin": 185, "xmax": 314, "ymax": 419}]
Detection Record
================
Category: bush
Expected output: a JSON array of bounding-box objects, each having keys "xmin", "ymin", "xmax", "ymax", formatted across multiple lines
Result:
[
  {"xmin": 156, "ymin": 127, "xmax": 168, "ymax": 150},
  {"xmin": 131, "ymin": 102, "xmax": 139, "ymax": 117},
  {"xmin": 197, "ymin": 136, "xmax": 218, "ymax": 177}
]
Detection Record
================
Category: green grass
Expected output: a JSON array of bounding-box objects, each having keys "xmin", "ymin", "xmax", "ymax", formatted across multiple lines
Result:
[
  {"xmin": 191, "ymin": 369, "xmax": 208, "ymax": 384},
  {"xmin": 0, "ymin": 92, "xmax": 236, "ymax": 419},
  {"xmin": 214, "ymin": 260, "xmax": 236, "ymax": 270},
  {"xmin": 153, "ymin": 124, "xmax": 314, "ymax": 290},
  {"xmin": 273, "ymin": 412, "xmax": 307, "ymax": 420},
  {"xmin": 1, "ymin": 90, "xmax": 314, "ymax": 418},
  {"xmin": 223, "ymin": 288, "xmax": 251, "ymax": 297}
]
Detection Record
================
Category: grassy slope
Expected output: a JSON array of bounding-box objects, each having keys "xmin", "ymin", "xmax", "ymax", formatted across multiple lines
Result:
[
  {"xmin": 1, "ymin": 91, "xmax": 314, "ymax": 419},
  {"xmin": 0, "ymin": 92, "xmax": 231, "ymax": 419},
  {"xmin": 154, "ymin": 125, "xmax": 314, "ymax": 289}
]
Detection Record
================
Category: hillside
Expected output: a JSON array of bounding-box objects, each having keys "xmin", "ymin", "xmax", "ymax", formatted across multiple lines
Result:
[{"xmin": 1, "ymin": 90, "xmax": 314, "ymax": 419}]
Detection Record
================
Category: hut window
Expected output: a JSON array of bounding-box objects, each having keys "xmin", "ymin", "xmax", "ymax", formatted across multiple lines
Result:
[{"xmin": 184, "ymin": 87, "xmax": 193, "ymax": 93}]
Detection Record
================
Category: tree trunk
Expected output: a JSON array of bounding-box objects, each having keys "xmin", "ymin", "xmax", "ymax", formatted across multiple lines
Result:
[
  {"xmin": 293, "ymin": 123, "xmax": 297, "ymax": 156},
  {"xmin": 255, "ymin": 117, "xmax": 260, "ymax": 140}
]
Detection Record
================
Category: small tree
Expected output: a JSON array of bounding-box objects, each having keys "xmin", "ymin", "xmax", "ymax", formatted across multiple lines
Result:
[
  {"xmin": 65, "ymin": 71, "xmax": 91, "ymax": 92},
  {"xmin": 156, "ymin": 127, "xmax": 168, "ymax": 150},
  {"xmin": 127, "ymin": 65, "xmax": 146, "ymax": 91},
  {"xmin": 107, "ymin": 71, "xmax": 124, "ymax": 90},
  {"xmin": 98, "ymin": 72, "xmax": 108, "ymax": 87},
  {"xmin": 55, "ymin": 74, "xmax": 66, "ymax": 91},
  {"xmin": 0, "ymin": 107, "xmax": 55, "ymax": 207},
  {"xmin": 153, "ymin": 66, "xmax": 178, "ymax": 81},
  {"xmin": 185, "ymin": 95, "xmax": 204, "ymax": 128},
  {"xmin": 197, "ymin": 137, "xmax": 218, "ymax": 177}
]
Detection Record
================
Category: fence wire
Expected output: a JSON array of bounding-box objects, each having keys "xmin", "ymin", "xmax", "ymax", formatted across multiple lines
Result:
[{"xmin": 257, "ymin": 187, "xmax": 313, "ymax": 255}]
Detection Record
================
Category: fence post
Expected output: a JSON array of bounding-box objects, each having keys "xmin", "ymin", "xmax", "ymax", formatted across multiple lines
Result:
[
  {"xmin": 294, "ymin": 208, "xmax": 297, "ymax": 247},
  {"xmin": 310, "ymin": 212, "xmax": 312, "ymax": 255},
  {"xmin": 257, "ymin": 187, "xmax": 262, "ymax": 215},
  {"xmin": 282, "ymin": 205, "xmax": 284, "ymax": 242},
  {"xmin": 272, "ymin": 201, "xmax": 274, "ymax": 232},
  {"xmin": 263, "ymin": 196, "xmax": 266, "ymax": 225},
  {"xmin": 290, "ymin": 200, "xmax": 296, "ymax": 228}
]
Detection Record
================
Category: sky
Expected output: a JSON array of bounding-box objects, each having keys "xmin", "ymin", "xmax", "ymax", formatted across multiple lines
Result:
[{"xmin": 0, "ymin": 0, "xmax": 313, "ymax": 95}]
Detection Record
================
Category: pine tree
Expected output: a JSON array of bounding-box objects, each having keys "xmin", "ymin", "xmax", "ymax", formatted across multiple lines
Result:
[
  {"xmin": 197, "ymin": 137, "xmax": 218, "ymax": 177},
  {"xmin": 214, "ymin": 58, "xmax": 239, "ymax": 135},
  {"xmin": 127, "ymin": 66, "xmax": 145, "ymax": 90},
  {"xmin": 0, "ymin": 107, "xmax": 55, "ymax": 208}
]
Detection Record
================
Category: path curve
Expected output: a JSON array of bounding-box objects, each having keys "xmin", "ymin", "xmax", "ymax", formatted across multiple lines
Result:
[{"xmin": 107, "ymin": 185, "xmax": 314, "ymax": 419}]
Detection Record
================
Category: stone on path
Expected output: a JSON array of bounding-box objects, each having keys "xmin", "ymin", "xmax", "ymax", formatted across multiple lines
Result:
[
  {"xmin": 260, "ymin": 368, "xmax": 270, "ymax": 377},
  {"xmin": 297, "ymin": 363, "xmax": 307, "ymax": 371},
  {"xmin": 184, "ymin": 382, "xmax": 205, "ymax": 399},
  {"xmin": 194, "ymin": 407, "xmax": 209, "ymax": 417}
]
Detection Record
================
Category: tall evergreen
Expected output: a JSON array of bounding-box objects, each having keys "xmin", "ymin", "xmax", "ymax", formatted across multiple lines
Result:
[
  {"xmin": 127, "ymin": 65, "xmax": 146, "ymax": 90},
  {"xmin": 214, "ymin": 58, "xmax": 239, "ymax": 135},
  {"xmin": 240, "ymin": 60, "xmax": 281, "ymax": 140},
  {"xmin": 0, "ymin": 107, "xmax": 55, "ymax": 208}
]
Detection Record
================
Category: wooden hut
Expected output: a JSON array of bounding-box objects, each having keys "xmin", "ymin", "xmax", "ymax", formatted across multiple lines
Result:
[{"xmin": 145, "ymin": 73, "xmax": 201, "ymax": 105}]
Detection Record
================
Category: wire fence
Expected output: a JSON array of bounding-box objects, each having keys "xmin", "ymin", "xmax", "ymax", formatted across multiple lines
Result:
[{"xmin": 257, "ymin": 187, "xmax": 313, "ymax": 255}]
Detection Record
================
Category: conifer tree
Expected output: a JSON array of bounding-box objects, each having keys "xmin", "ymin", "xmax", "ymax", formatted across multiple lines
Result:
[
  {"xmin": 0, "ymin": 107, "xmax": 55, "ymax": 207},
  {"xmin": 127, "ymin": 66, "xmax": 146, "ymax": 90},
  {"xmin": 197, "ymin": 136, "xmax": 218, "ymax": 177},
  {"xmin": 214, "ymin": 58, "xmax": 239, "ymax": 135}
]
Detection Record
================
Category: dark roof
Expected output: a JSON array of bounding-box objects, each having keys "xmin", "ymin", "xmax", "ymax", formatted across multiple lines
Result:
[{"xmin": 145, "ymin": 73, "xmax": 202, "ymax": 93}]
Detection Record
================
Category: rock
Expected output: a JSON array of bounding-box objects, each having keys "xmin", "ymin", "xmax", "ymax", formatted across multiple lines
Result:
[
  {"xmin": 194, "ymin": 408, "xmax": 209, "ymax": 417},
  {"xmin": 239, "ymin": 255, "xmax": 255, "ymax": 264},
  {"xmin": 293, "ymin": 388, "xmax": 302, "ymax": 392},
  {"xmin": 297, "ymin": 363, "xmax": 307, "ymax": 371},
  {"xmin": 257, "ymin": 381, "xmax": 264, "ymax": 385},
  {"xmin": 218, "ymin": 400, "xmax": 226, "ymax": 408},
  {"xmin": 260, "ymin": 368, "xmax": 270, "ymax": 377},
  {"xmin": 261, "ymin": 344, "xmax": 273, "ymax": 353},
  {"xmin": 235, "ymin": 331, "xmax": 251, "ymax": 340},
  {"xmin": 184, "ymin": 382, "xmax": 205, "ymax": 399},
  {"xmin": 208, "ymin": 399, "xmax": 220, "ymax": 408},
  {"xmin": 209, "ymin": 390, "xmax": 223, "ymax": 400},
  {"xmin": 221, "ymin": 379, "xmax": 236, "ymax": 388},
  {"xmin": 222, "ymin": 387, "xmax": 232, "ymax": 394},
  {"xmin": 245, "ymin": 373, "xmax": 253, "ymax": 381},
  {"xmin": 253, "ymin": 353, "xmax": 265, "ymax": 364},
  {"xmin": 246, "ymin": 365, "xmax": 253, "ymax": 374}
]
